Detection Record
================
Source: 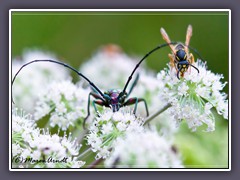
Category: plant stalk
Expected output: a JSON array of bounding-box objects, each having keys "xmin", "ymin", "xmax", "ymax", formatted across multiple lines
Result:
[{"xmin": 143, "ymin": 103, "xmax": 171, "ymax": 126}]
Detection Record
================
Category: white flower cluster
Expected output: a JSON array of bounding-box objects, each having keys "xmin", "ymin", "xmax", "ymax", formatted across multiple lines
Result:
[
  {"xmin": 12, "ymin": 109, "xmax": 85, "ymax": 168},
  {"xmin": 157, "ymin": 60, "xmax": 228, "ymax": 132},
  {"xmin": 105, "ymin": 130, "xmax": 183, "ymax": 168},
  {"xmin": 34, "ymin": 80, "xmax": 90, "ymax": 131},
  {"xmin": 12, "ymin": 45, "xmax": 228, "ymax": 169},
  {"xmin": 12, "ymin": 108, "xmax": 36, "ymax": 134},
  {"xmin": 150, "ymin": 112, "xmax": 178, "ymax": 140},
  {"xmin": 12, "ymin": 49, "xmax": 69, "ymax": 112},
  {"xmin": 86, "ymin": 109, "xmax": 144, "ymax": 160}
]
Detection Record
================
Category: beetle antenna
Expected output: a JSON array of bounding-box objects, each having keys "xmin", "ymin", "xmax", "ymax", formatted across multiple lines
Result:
[
  {"xmin": 12, "ymin": 59, "xmax": 105, "ymax": 103},
  {"xmin": 119, "ymin": 42, "xmax": 178, "ymax": 98},
  {"xmin": 186, "ymin": 45, "xmax": 205, "ymax": 61}
]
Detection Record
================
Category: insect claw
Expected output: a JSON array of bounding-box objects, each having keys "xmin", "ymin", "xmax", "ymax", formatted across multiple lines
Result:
[{"xmin": 132, "ymin": 111, "xmax": 137, "ymax": 118}]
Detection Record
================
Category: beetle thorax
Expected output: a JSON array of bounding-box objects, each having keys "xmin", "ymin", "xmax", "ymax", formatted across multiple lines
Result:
[
  {"xmin": 110, "ymin": 92, "xmax": 119, "ymax": 103},
  {"xmin": 104, "ymin": 89, "xmax": 122, "ymax": 112}
]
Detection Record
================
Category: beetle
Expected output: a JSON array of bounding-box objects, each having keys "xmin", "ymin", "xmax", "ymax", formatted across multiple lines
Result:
[
  {"xmin": 160, "ymin": 25, "xmax": 200, "ymax": 79},
  {"xmin": 12, "ymin": 42, "xmax": 181, "ymax": 129}
]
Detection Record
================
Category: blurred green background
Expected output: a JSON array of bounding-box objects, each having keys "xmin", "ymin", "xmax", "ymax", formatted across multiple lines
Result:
[
  {"xmin": 12, "ymin": 11, "xmax": 229, "ymax": 86},
  {"xmin": 11, "ymin": 11, "xmax": 229, "ymax": 168}
]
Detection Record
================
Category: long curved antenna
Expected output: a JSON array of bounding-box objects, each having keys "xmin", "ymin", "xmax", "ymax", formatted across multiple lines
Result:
[
  {"xmin": 118, "ymin": 42, "xmax": 178, "ymax": 99},
  {"xmin": 189, "ymin": 63, "xmax": 200, "ymax": 73},
  {"xmin": 12, "ymin": 59, "xmax": 105, "ymax": 98}
]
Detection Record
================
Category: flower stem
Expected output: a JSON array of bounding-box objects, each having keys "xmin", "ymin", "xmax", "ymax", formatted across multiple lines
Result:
[
  {"xmin": 143, "ymin": 103, "xmax": 171, "ymax": 126},
  {"xmin": 75, "ymin": 129, "xmax": 88, "ymax": 143},
  {"xmin": 77, "ymin": 148, "xmax": 92, "ymax": 160}
]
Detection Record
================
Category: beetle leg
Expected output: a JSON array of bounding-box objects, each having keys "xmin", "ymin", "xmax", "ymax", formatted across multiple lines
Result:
[
  {"xmin": 139, "ymin": 98, "xmax": 149, "ymax": 117},
  {"xmin": 124, "ymin": 97, "xmax": 149, "ymax": 117},
  {"xmin": 126, "ymin": 73, "xmax": 140, "ymax": 99},
  {"xmin": 93, "ymin": 99, "xmax": 108, "ymax": 114},
  {"xmin": 83, "ymin": 92, "xmax": 105, "ymax": 129}
]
